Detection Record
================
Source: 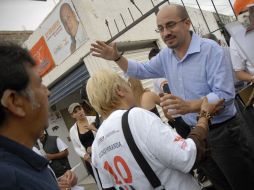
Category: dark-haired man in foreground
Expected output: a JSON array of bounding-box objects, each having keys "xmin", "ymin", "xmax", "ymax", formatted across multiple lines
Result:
[{"xmin": 0, "ymin": 43, "xmax": 59, "ymax": 190}]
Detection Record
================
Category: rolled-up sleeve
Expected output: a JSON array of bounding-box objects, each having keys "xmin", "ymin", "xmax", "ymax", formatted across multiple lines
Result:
[{"xmin": 206, "ymin": 45, "xmax": 235, "ymax": 103}]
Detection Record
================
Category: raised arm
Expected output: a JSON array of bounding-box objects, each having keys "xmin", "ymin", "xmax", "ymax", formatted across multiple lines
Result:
[{"xmin": 91, "ymin": 41, "xmax": 129, "ymax": 72}]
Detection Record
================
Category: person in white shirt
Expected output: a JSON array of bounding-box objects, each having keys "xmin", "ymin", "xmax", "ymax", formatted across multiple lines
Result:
[
  {"xmin": 230, "ymin": 37, "xmax": 254, "ymax": 83},
  {"xmin": 37, "ymin": 132, "xmax": 71, "ymax": 178},
  {"xmin": 86, "ymin": 69, "xmax": 223, "ymax": 190},
  {"xmin": 230, "ymin": 2, "xmax": 254, "ymax": 83},
  {"xmin": 228, "ymin": 1, "xmax": 254, "ymax": 152},
  {"xmin": 69, "ymin": 103, "xmax": 97, "ymax": 179}
]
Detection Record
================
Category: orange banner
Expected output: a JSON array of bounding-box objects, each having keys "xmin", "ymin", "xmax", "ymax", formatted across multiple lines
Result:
[{"xmin": 30, "ymin": 37, "xmax": 55, "ymax": 77}]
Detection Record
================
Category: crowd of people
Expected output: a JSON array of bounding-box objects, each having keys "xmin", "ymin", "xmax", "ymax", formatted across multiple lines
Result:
[{"xmin": 0, "ymin": 1, "xmax": 254, "ymax": 190}]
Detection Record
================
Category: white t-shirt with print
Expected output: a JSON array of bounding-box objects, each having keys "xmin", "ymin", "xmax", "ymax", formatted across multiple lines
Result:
[{"xmin": 92, "ymin": 108, "xmax": 200, "ymax": 190}]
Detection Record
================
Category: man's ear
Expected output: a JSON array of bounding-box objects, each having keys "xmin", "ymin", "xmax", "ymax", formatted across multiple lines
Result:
[{"xmin": 1, "ymin": 89, "xmax": 26, "ymax": 117}]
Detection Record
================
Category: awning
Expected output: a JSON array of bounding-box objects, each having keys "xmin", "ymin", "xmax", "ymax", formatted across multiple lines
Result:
[{"xmin": 49, "ymin": 63, "xmax": 90, "ymax": 106}]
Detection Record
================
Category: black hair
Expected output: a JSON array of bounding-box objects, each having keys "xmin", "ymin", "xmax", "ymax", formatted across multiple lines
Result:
[
  {"xmin": 202, "ymin": 33, "xmax": 219, "ymax": 43},
  {"xmin": 175, "ymin": 4, "xmax": 189, "ymax": 20},
  {"xmin": 80, "ymin": 83, "xmax": 95, "ymax": 114},
  {"xmin": 148, "ymin": 48, "xmax": 160, "ymax": 60},
  {"xmin": 0, "ymin": 43, "xmax": 35, "ymax": 125}
]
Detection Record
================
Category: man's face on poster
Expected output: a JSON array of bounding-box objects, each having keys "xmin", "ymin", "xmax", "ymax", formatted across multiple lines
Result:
[{"xmin": 60, "ymin": 4, "xmax": 79, "ymax": 37}]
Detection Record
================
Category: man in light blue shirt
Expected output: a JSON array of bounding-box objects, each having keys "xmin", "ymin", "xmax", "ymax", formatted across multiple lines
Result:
[
  {"xmin": 127, "ymin": 32, "xmax": 236, "ymax": 126},
  {"xmin": 91, "ymin": 4, "xmax": 254, "ymax": 190}
]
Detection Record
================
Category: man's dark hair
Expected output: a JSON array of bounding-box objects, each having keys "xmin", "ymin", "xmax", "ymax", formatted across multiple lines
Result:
[
  {"xmin": 0, "ymin": 43, "xmax": 35, "ymax": 125},
  {"xmin": 175, "ymin": 4, "xmax": 189, "ymax": 20},
  {"xmin": 202, "ymin": 33, "xmax": 219, "ymax": 43},
  {"xmin": 148, "ymin": 48, "xmax": 160, "ymax": 60}
]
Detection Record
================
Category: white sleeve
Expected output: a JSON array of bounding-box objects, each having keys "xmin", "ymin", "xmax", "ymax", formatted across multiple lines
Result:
[
  {"xmin": 56, "ymin": 137, "xmax": 68, "ymax": 152},
  {"xmin": 92, "ymin": 143, "xmax": 114, "ymax": 188},
  {"xmin": 230, "ymin": 38, "xmax": 246, "ymax": 71},
  {"xmin": 70, "ymin": 127, "xmax": 87, "ymax": 158},
  {"xmin": 32, "ymin": 146, "xmax": 42, "ymax": 156},
  {"xmin": 145, "ymin": 115, "xmax": 197, "ymax": 173},
  {"xmin": 86, "ymin": 116, "xmax": 96, "ymax": 124}
]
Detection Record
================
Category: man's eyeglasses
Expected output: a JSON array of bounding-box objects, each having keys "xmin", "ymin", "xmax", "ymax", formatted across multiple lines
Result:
[{"xmin": 155, "ymin": 18, "xmax": 187, "ymax": 33}]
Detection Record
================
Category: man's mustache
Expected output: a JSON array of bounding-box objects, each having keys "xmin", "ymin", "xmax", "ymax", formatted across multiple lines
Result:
[{"xmin": 163, "ymin": 34, "xmax": 175, "ymax": 41}]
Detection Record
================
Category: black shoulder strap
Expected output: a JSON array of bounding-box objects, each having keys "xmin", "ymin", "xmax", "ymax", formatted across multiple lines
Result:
[{"xmin": 121, "ymin": 108, "xmax": 165, "ymax": 190}]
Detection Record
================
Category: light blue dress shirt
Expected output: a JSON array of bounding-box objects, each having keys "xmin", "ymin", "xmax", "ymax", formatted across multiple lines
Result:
[{"xmin": 127, "ymin": 33, "xmax": 236, "ymax": 126}]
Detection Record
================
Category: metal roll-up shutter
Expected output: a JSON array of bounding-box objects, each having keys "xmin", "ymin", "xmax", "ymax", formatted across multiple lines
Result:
[{"xmin": 49, "ymin": 63, "xmax": 90, "ymax": 106}]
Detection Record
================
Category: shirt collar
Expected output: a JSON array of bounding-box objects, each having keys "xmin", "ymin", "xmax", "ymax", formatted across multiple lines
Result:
[
  {"xmin": 0, "ymin": 135, "xmax": 49, "ymax": 171},
  {"xmin": 186, "ymin": 32, "xmax": 201, "ymax": 55}
]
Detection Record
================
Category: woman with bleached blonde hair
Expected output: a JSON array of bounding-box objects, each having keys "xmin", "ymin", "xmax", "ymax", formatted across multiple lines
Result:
[
  {"xmin": 86, "ymin": 70, "xmax": 135, "ymax": 118},
  {"xmin": 128, "ymin": 77, "xmax": 161, "ymax": 117}
]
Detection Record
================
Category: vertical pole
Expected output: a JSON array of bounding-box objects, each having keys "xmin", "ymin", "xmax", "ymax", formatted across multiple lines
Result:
[
  {"xmin": 130, "ymin": 0, "xmax": 143, "ymax": 15},
  {"xmin": 195, "ymin": 0, "xmax": 211, "ymax": 33},
  {"xmin": 151, "ymin": 0, "xmax": 155, "ymax": 7},
  {"xmin": 211, "ymin": 0, "xmax": 224, "ymax": 27},
  {"xmin": 120, "ymin": 13, "xmax": 127, "ymax": 27},
  {"xmin": 128, "ymin": 8, "xmax": 135, "ymax": 22},
  {"xmin": 114, "ymin": 19, "xmax": 120, "ymax": 32},
  {"xmin": 105, "ymin": 19, "xmax": 112, "ymax": 38},
  {"xmin": 228, "ymin": 0, "xmax": 237, "ymax": 20}
]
